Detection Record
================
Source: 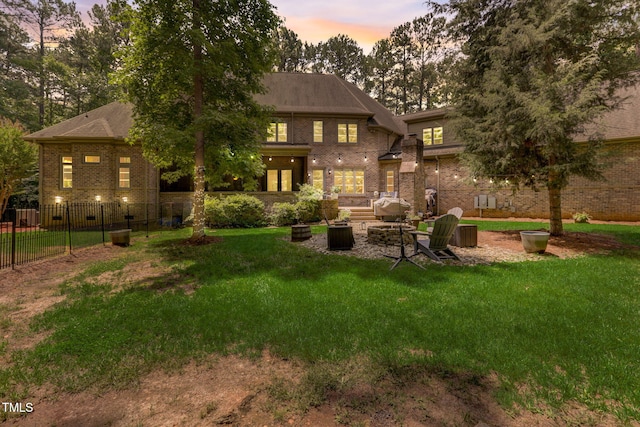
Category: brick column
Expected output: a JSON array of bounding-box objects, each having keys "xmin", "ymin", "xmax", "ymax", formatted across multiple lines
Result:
[{"xmin": 399, "ymin": 134, "xmax": 426, "ymax": 216}]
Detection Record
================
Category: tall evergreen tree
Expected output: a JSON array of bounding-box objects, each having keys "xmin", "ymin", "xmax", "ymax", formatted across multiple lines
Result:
[
  {"xmin": 1, "ymin": 0, "xmax": 81, "ymax": 127},
  {"xmin": 0, "ymin": 10, "xmax": 38, "ymax": 129},
  {"xmin": 390, "ymin": 22, "xmax": 414, "ymax": 114},
  {"xmin": 411, "ymin": 13, "xmax": 447, "ymax": 110},
  {"xmin": 369, "ymin": 38, "xmax": 395, "ymax": 107},
  {"xmin": 319, "ymin": 34, "xmax": 364, "ymax": 86},
  {"xmin": 115, "ymin": 0, "xmax": 280, "ymax": 241},
  {"xmin": 448, "ymin": 0, "xmax": 640, "ymax": 235},
  {"xmin": 274, "ymin": 25, "xmax": 306, "ymax": 72}
]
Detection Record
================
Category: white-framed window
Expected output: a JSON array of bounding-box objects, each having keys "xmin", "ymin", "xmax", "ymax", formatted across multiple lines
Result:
[
  {"xmin": 62, "ymin": 156, "xmax": 72, "ymax": 189},
  {"xmin": 119, "ymin": 156, "xmax": 131, "ymax": 188},
  {"xmin": 267, "ymin": 169, "xmax": 292, "ymax": 192},
  {"xmin": 311, "ymin": 169, "xmax": 324, "ymax": 191},
  {"xmin": 313, "ymin": 121, "xmax": 323, "ymax": 143},
  {"xmin": 84, "ymin": 155, "xmax": 101, "ymax": 163},
  {"xmin": 386, "ymin": 170, "xmax": 394, "ymax": 193},
  {"xmin": 334, "ymin": 169, "xmax": 364, "ymax": 194},
  {"xmin": 423, "ymin": 126, "xmax": 443, "ymax": 145},
  {"xmin": 267, "ymin": 122, "xmax": 287, "ymax": 142},
  {"xmin": 338, "ymin": 123, "xmax": 358, "ymax": 143}
]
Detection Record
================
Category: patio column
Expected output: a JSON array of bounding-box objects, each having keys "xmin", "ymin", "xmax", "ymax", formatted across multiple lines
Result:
[{"xmin": 399, "ymin": 134, "xmax": 426, "ymax": 216}]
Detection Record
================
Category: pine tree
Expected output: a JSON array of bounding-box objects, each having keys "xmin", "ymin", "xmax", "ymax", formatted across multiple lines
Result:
[{"xmin": 448, "ymin": 0, "xmax": 640, "ymax": 235}]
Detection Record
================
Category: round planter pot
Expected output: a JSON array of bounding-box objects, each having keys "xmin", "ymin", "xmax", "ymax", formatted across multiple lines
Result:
[{"xmin": 520, "ymin": 231, "xmax": 550, "ymax": 254}]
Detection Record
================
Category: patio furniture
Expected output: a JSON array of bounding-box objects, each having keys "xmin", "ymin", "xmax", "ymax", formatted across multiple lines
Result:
[
  {"xmin": 327, "ymin": 225, "xmax": 354, "ymax": 250},
  {"xmin": 373, "ymin": 197, "xmax": 411, "ymax": 221},
  {"xmin": 425, "ymin": 207, "xmax": 464, "ymax": 232},
  {"xmin": 448, "ymin": 223, "xmax": 477, "ymax": 247},
  {"xmin": 411, "ymin": 214, "xmax": 460, "ymax": 262}
]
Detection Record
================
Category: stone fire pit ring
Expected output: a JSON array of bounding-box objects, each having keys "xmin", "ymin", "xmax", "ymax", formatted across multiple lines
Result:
[{"xmin": 367, "ymin": 224, "xmax": 416, "ymax": 246}]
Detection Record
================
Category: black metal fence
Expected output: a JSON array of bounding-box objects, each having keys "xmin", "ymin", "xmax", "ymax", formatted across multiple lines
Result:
[{"xmin": 0, "ymin": 201, "xmax": 178, "ymax": 271}]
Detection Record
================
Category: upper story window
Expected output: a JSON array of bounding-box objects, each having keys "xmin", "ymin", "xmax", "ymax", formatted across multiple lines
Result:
[
  {"xmin": 267, "ymin": 122, "xmax": 287, "ymax": 142},
  {"xmin": 338, "ymin": 123, "xmax": 358, "ymax": 143},
  {"xmin": 84, "ymin": 155, "xmax": 101, "ymax": 163},
  {"xmin": 423, "ymin": 127, "xmax": 444, "ymax": 145},
  {"xmin": 62, "ymin": 156, "xmax": 72, "ymax": 189},
  {"xmin": 313, "ymin": 121, "xmax": 323, "ymax": 143}
]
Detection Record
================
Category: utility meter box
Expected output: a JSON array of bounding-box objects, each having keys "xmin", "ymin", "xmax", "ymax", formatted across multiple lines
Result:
[{"xmin": 474, "ymin": 195, "xmax": 496, "ymax": 209}]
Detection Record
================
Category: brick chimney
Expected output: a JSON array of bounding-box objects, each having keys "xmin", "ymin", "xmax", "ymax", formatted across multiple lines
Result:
[{"xmin": 399, "ymin": 134, "xmax": 426, "ymax": 216}]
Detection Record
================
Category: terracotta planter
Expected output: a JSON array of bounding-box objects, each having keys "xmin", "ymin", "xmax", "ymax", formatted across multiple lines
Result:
[{"xmin": 520, "ymin": 231, "xmax": 550, "ymax": 254}]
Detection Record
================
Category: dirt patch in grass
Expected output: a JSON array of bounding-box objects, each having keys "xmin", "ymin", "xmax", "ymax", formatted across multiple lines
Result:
[{"xmin": 0, "ymin": 231, "xmax": 638, "ymax": 426}]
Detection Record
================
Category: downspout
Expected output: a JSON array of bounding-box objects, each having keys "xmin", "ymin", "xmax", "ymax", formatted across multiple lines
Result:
[{"xmin": 435, "ymin": 156, "xmax": 440, "ymax": 216}]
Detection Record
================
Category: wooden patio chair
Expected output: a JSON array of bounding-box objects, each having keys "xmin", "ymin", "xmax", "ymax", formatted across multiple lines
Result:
[
  {"xmin": 425, "ymin": 207, "xmax": 463, "ymax": 233},
  {"xmin": 411, "ymin": 214, "xmax": 461, "ymax": 262}
]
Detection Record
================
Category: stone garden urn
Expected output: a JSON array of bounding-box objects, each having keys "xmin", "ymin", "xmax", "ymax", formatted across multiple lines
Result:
[{"xmin": 520, "ymin": 231, "xmax": 550, "ymax": 254}]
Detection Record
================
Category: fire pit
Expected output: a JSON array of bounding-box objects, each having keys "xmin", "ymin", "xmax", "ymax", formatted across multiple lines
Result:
[{"xmin": 367, "ymin": 224, "xmax": 416, "ymax": 246}]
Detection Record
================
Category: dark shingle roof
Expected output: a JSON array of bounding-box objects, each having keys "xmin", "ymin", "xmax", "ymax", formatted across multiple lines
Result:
[
  {"xmin": 24, "ymin": 102, "xmax": 133, "ymax": 141},
  {"xmin": 26, "ymin": 74, "xmax": 405, "ymax": 141},
  {"xmin": 256, "ymin": 73, "xmax": 403, "ymax": 135}
]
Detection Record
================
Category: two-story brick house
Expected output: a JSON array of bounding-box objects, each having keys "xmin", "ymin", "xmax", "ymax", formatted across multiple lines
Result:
[
  {"xmin": 25, "ymin": 72, "xmax": 640, "ymax": 221},
  {"xmin": 25, "ymin": 73, "xmax": 407, "ymax": 220}
]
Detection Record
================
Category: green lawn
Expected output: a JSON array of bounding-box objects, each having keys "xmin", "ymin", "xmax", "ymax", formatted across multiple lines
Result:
[{"xmin": 1, "ymin": 222, "xmax": 639, "ymax": 420}]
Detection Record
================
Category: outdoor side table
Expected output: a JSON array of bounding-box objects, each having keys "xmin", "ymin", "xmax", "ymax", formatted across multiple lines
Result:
[
  {"xmin": 327, "ymin": 225, "xmax": 354, "ymax": 250},
  {"xmin": 449, "ymin": 224, "xmax": 477, "ymax": 247}
]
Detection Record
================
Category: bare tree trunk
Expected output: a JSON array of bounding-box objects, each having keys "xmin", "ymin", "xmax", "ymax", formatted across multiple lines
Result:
[
  {"xmin": 190, "ymin": 0, "xmax": 206, "ymax": 241},
  {"xmin": 548, "ymin": 169, "xmax": 564, "ymax": 236}
]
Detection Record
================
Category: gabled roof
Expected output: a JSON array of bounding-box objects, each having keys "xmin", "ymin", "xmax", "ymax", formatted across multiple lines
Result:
[
  {"xmin": 256, "ymin": 73, "xmax": 403, "ymax": 135},
  {"xmin": 26, "ymin": 74, "xmax": 405, "ymax": 141},
  {"xmin": 24, "ymin": 102, "xmax": 133, "ymax": 141},
  {"xmin": 400, "ymin": 107, "xmax": 451, "ymax": 124}
]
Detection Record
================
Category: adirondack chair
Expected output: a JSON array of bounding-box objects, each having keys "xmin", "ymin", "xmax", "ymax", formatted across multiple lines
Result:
[
  {"xmin": 425, "ymin": 207, "xmax": 463, "ymax": 233},
  {"xmin": 412, "ymin": 214, "xmax": 460, "ymax": 262},
  {"xmin": 447, "ymin": 207, "xmax": 463, "ymax": 219}
]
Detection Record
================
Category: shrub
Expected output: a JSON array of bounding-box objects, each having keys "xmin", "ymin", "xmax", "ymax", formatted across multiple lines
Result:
[
  {"xmin": 295, "ymin": 184, "xmax": 323, "ymax": 223},
  {"xmin": 338, "ymin": 209, "xmax": 351, "ymax": 222},
  {"xmin": 204, "ymin": 194, "xmax": 265, "ymax": 228},
  {"xmin": 270, "ymin": 202, "xmax": 298, "ymax": 226},
  {"xmin": 572, "ymin": 211, "xmax": 592, "ymax": 223}
]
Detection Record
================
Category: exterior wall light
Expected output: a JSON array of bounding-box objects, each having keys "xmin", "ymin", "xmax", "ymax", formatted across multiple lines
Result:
[
  {"xmin": 54, "ymin": 196, "xmax": 62, "ymax": 204},
  {"xmin": 95, "ymin": 195, "xmax": 101, "ymax": 202}
]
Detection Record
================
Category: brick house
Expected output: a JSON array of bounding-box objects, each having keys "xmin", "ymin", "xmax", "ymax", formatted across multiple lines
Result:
[
  {"xmin": 401, "ymin": 83, "xmax": 640, "ymax": 221},
  {"xmin": 25, "ymin": 73, "xmax": 406, "ymax": 220},
  {"xmin": 25, "ymin": 73, "xmax": 640, "ymax": 221}
]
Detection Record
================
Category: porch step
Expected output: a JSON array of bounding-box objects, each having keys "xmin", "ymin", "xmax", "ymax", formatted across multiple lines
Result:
[{"xmin": 342, "ymin": 206, "xmax": 376, "ymax": 221}]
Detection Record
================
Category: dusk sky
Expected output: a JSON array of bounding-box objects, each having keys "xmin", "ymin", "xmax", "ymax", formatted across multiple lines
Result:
[{"xmin": 74, "ymin": 0, "xmax": 430, "ymax": 53}]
